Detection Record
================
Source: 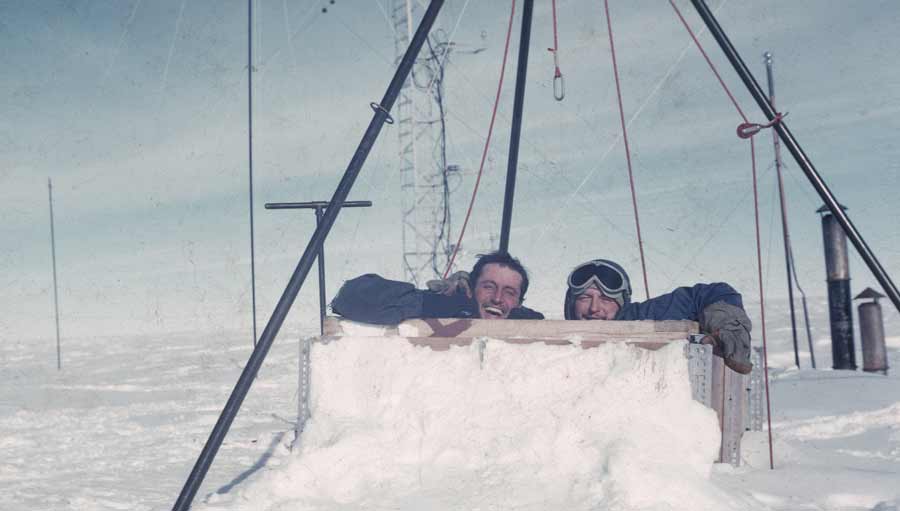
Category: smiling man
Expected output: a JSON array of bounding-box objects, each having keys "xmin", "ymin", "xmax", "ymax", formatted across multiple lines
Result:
[
  {"xmin": 330, "ymin": 251, "xmax": 544, "ymax": 324},
  {"xmin": 563, "ymin": 259, "xmax": 754, "ymax": 374}
]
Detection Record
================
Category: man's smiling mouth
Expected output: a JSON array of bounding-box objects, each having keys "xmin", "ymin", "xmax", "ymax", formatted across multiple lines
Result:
[{"xmin": 482, "ymin": 305, "xmax": 504, "ymax": 318}]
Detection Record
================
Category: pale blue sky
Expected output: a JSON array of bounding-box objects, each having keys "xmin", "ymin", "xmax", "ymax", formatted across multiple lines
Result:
[{"xmin": 3, "ymin": 0, "xmax": 899, "ymax": 342}]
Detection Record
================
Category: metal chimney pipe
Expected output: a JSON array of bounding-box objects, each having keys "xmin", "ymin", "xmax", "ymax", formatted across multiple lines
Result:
[
  {"xmin": 819, "ymin": 205, "xmax": 856, "ymax": 370},
  {"xmin": 855, "ymin": 288, "xmax": 888, "ymax": 374}
]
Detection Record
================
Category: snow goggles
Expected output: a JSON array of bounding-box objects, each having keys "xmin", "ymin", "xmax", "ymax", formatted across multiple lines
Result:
[{"xmin": 566, "ymin": 259, "xmax": 632, "ymax": 307}]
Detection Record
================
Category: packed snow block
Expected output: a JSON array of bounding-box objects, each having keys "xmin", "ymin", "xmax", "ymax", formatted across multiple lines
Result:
[
  {"xmin": 314, "ymin": 317, "xmax": 751, "ymax": 467},
  {"xmin": 236, "ymin": 321, "xmax": 749, "ymax": 511}
]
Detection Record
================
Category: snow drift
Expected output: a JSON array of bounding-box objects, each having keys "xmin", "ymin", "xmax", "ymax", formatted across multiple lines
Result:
[{"xmin": 200, "ymin": 337, "xmax": 754, "ymax": 510}]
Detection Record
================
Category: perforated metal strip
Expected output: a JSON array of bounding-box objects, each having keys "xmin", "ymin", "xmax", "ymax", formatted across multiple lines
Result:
[
  {"xmin": 747, "ymin": 347, "xmax": 765, "ymax": 432},
  {"xmin": 686, "ymin": 343, "xmax": 713, "ymax": 408},
  {"xmin": 293, "ymin": 336, "xmax": 313, "ymax": 449}
]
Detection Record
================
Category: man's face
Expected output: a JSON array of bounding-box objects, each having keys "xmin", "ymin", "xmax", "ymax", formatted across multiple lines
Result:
[
  {"xmin": 573, "ymin": 286, "xmax": 621, "ymax": 320},
  {"xmin": 473, "ymin": 263, "xmax": 523, "ymax": 320}
]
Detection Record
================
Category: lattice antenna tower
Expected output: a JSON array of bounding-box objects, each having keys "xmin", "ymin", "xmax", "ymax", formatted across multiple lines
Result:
[{"xmin": 392, "ymin": 0, "xmax": 455, "ymax": 286}]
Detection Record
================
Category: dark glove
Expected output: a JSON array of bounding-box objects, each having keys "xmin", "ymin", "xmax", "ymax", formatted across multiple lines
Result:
[
  {"xmin": 699, "ymin": 301, "xmax": 753, "ymax": 374},
  {"xmin": 426, "ymin": 271, "xmax": 472, "ymax": 297}
]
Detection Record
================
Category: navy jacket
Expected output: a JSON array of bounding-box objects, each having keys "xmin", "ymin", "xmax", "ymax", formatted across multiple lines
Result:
[
  {"xmin": 614, "ymin": 283, "xmax": 743, "ymax": 321},
  {"xmin": 331, "ymin": 273, "xmax": 544, "ymax": 325}
]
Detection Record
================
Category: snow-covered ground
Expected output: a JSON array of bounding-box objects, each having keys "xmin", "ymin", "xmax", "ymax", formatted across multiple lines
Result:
[
  {"xmin": 3, "ymin": 2, "xmax": 900, "ymax": 507},
  {"xmin": 2, "ymin": 300, "xmax": 898, "ymax": 510}
]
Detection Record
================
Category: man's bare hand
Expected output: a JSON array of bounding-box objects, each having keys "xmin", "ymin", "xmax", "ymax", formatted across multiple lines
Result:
[{"xmin": 426, "ymin": 271, "xmax": 472, "ymax": 298}]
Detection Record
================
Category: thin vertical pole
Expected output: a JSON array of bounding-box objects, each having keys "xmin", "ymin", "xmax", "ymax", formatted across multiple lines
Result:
[
  {"xmin": 498, "ymin": 0, "xmax": 534, "ymax": 253},
  {"xmin": 315, "ymin": 206, "xmax": 326, "ymax": 336},
  {"xmin": 48, "ymin": 178, "xmax": 61, "ymax": 370},
  {"xmin": 247, "ymin": 0, "xmax": 259, "ymax": 346},
  {"xmin": 796, "ymin": 269, "xmax": 817, "ymax": 368},
  {"xmin": 171, "ymin": 2, "xmax": 444, "ymax": 508},
  {"xmin": 765, "ymin": 52, "xmax": 800, "ymax": 369}
]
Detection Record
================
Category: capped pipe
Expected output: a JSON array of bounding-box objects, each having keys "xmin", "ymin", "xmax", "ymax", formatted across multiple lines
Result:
[{"xmin": 855, "ymin": 287, "xmax": 888, "ymax": 374}]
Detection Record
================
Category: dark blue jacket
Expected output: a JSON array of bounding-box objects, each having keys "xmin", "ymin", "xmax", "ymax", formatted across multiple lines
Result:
[
  {"xmin": 331, "ymin": 273, "xmax": 544, "ymax": 325},
  {"xmin": 614, "ymin": 283, "xmax": 743, "ymax": 321}
]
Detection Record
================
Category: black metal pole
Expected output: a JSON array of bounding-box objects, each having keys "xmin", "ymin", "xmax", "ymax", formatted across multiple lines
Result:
[
  {"xmin": 498, "ymin": 0, "xmax": 534, "ymax": 254},
  {"xmin": 764, "ymin": 52, "xmax": 800, "ymax": 369},
  {"xmin": 689, "ymin": 0, "xmax": 900, "ymax": 316},
  {"xmin": 171, "ymin": 1, "xmax": 444, "ymax": 508},
  {"xmin": 314, "ymin": 206, "xmax": 327, "ymax": 335}
]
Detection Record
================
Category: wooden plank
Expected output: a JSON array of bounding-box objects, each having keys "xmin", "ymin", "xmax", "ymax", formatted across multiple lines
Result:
[
  {"xmin": 324, "ymin": 316, "xmax": 698, "ymax": 342},
  {"xmin": 708, "ymin": 355, "xmax": 748, "ymax": 466},
  {"xmin": 320, "ymin": 336, "xmax": 673, "ymax": 351},
  {"xmin": 720, "ymin": 368, "xmax": 747, "ymax": 466},
  {"xmin": 402, "ymin": 318, "xmax": 698, "ymax": 338}
]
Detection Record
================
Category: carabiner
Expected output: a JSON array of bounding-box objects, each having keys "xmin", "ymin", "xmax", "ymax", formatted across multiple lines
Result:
[
  {"xmin": 553, "ymin": 72, "xmax": 565, "ymax": 101},
  {"xmin": 548, "ymin": 47, "xmax": 565, "ymax": 101},
  {"xmin": 736, "ymin": 122, "xmax": 761, "ymax": 139}
]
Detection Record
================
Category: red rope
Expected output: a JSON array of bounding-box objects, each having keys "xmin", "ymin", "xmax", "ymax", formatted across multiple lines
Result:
[
  {"xmin": 668, "ymin": 0, "xmax": 774, "ymax": 469},
  {"xmin": 550, "ymin": 0, "xmax": 560, "ymax": 73},
  {"xmin": 750, "ymin": 137, "xmax": 776, "ymax": 470},
  {"xmin": 442, "ymin": 0, "xmax": 517, "ymax": 278},
  {"xmin": 604, "ymin": 0, "xmax": 651, "ymax": 300},
  {"xmin": 668, "ymin": 0, "xmax": 747, "ymax": 122}
]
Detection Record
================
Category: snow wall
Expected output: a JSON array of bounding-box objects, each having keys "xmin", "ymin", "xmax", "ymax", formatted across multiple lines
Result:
[{"xmin": 200, "ymin": 337, "xmax": 755, "ymax": 510}]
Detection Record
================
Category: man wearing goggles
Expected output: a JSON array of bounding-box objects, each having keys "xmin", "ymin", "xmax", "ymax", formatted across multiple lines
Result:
[{"xmin": 564, "ymin": 259, "xmax": 753, "ymax": 374}]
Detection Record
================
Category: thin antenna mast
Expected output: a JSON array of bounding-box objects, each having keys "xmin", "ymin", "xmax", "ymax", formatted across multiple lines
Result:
[
  {"xmin": 764, "ymin": 52, "xmax": 800, "ymax": 368},
  {"xmin": 394, "ymin": 0, "xmax": 458, "ymax": 285},
  {"xmin": 764, "ymin": 52, "xmax": 816, "ymax": 369},
  {"xmin": 247, "ymin": 0, "xmax": 258, "ymax": 346},
  {"xmin": 48, "ymin": 178, "xmax": 62, "ymax": 370},
  {"xmin": 395, "ymin": 0, "xmax": 428, "ymax": 285}
]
